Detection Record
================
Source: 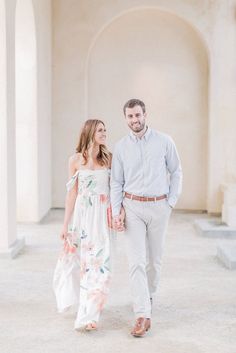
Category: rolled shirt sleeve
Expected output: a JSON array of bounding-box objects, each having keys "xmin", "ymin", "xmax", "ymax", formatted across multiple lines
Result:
[{"xmin": 165, "ymin": 137, "xmax": 182, "ymax": 208}]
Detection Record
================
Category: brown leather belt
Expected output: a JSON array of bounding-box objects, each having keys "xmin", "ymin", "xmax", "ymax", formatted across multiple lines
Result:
[{"xmin": 124, "ymin": 192, "xmax": 166, "ymax": 202}]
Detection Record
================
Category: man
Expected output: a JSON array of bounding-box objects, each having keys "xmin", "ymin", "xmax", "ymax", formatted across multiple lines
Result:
[{"xmin": 111, "ymin": 99, "xmax": 182, "ymax": 337}]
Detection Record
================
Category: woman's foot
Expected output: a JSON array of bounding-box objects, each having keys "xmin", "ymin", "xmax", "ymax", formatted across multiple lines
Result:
[{"xmin": 85, "ymin": 322, "xmax": 97, "ymax": 331}]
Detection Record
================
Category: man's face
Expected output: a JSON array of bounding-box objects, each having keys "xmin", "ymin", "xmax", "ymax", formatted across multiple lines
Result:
[{"xmin": 124, "ymin": 105, "xmax": 146, "ymax": 133}]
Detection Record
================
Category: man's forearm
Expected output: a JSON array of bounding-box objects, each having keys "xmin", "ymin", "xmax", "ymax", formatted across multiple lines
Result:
[{"xmin": 110, "ymin": 185, "xmax": 123, "ymax": 217}]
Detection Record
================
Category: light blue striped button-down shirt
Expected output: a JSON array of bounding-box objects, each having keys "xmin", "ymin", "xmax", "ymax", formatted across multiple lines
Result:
[{"xmin": 110, "ymin": 127, "xmax": 182, "ymax": 217}]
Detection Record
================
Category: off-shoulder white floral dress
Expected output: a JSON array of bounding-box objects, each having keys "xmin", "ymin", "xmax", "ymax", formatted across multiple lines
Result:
[{"xmin": 53, "ymin": 169, "xmax": 112, "ymax": 329}]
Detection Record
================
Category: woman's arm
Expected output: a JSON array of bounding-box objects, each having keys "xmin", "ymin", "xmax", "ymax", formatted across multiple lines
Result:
[{"xmin": 60, "ymin": 155, "xmax": 79, "ymax": 239}]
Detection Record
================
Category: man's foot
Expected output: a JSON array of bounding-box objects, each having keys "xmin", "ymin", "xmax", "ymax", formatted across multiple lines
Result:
[
  {"xmin": 85, "ymin": 322, "xmax": 97, "ymax": 331},
  {"xmin": 131, "ymin": 318, "xmax": 151, "ymax": 337}
]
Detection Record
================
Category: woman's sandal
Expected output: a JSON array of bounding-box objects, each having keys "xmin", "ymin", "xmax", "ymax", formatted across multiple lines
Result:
[{"xmin": 85, "ymin": 322, "xmax": 97, "ymax": 331}]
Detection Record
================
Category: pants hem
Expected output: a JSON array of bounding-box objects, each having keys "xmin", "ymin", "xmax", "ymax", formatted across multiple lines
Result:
[{"xmin": 135, "ymin": 312, "xmax": 151, "ymax": 319}]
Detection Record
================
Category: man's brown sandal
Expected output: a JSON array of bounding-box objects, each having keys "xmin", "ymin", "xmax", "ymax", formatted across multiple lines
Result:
[{"xmin": 131, "ymin": 318, "xmax": 151, "ymax": 337}]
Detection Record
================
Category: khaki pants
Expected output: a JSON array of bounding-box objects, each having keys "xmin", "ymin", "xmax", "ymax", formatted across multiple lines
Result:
[{"xmin": 123, "ymin": 197, "xmax": 172, "ymax": 319}]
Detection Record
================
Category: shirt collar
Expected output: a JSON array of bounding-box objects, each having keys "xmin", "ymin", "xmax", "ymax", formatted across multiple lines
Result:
[{"xmin": 129, "ymin": 126, "xmax": 151, "ymax": 142}]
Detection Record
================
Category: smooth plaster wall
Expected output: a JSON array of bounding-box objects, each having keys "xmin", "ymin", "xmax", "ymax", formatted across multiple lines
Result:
[{"xmin": 52, "ymin": 0, "xmax": 236, "ymax": 212}]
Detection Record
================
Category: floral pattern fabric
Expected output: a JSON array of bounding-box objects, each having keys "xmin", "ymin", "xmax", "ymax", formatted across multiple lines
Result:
[{"xmin": 53, "ymin": 169, "xmax": 112, "ymax": 329}]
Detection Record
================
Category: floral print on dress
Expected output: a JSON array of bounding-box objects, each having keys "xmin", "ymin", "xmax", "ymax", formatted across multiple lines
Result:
[
  {"xmin": 53, "ymin": 169, "xmax": 112, "ymax": 328},
  {"xmin": 79, "ymin": 174, "xmax": 97, "ymax": 208}
]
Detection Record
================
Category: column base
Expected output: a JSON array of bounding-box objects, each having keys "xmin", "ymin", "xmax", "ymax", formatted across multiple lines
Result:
[
  {"xmin": 217, "ymin": 242, "xmax": 236, "ymax": 270},
  {"xmin": 0, "ymin": 238, "xmax": 25, "ymax": 259}
]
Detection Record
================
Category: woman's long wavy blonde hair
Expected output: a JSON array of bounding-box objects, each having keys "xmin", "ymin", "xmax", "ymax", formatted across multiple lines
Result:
[{"xmin": 76, "ymin": 119, "xmax": 110, "ymax": 166}]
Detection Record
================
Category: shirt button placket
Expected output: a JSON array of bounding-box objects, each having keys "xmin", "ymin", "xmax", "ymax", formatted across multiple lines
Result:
[{"xmin": 140, "ymin": 139, "xmax": 145, "ymax": 196}]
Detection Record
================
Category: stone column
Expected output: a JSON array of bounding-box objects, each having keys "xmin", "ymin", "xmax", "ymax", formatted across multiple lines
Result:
[
  {"xmin": 0, "ymin": 0, "xmax": 24, "ymax": 258},
  {"xmin": 207, "ymin": 2, "xmax": 236, "ymax": 213},
  {"xmin": 221, "ymin": 183, "xmax": 236, "ymax": 227}
]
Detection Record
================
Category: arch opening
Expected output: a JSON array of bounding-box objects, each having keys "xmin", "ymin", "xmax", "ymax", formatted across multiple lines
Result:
[{"xmin": 86, "ymin": 8, "xmax": 209, "ymax": 210}]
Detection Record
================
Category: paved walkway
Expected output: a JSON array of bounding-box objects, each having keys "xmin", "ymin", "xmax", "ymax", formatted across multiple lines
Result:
[{"xmin": 0, "ymin": 210, "xmax": 235, "ymax": 353}]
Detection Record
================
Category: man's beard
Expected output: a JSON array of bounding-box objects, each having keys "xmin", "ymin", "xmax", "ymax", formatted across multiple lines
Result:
[{"xmin": 130, "ymin": 122, "xmax": 145, "ymax": 133}]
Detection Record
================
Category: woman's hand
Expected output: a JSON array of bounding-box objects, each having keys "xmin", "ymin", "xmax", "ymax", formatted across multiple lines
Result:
[{"xmin": 60, "ymin": 225, "xmax": 69, "ymax": 240}]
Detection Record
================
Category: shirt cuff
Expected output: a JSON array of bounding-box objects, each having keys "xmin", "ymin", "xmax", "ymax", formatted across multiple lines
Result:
[
  {"xmin": 111, "ymin": 207, "xmax": 121, "ymax": 218},
  {"xmin": 167, "ymin": 196, "xmax": 177, "ymax": 208}
]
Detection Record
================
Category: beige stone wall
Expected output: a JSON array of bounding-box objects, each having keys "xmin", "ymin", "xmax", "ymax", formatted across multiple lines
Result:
[{"xmin": 52, "ymin": 0, "xmax": 236, "ymax": 212}]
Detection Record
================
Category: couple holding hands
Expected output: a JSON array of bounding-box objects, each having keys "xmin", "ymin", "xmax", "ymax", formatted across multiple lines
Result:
[{"xmin": 53, "ymin": 98, "xmax": 182, "ymax": 337}]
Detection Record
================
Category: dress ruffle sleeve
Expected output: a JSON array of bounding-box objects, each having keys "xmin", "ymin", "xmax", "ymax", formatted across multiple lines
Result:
[{"xmin": 66, "ymin": 170, "xmax": 79, "ymax": 191}]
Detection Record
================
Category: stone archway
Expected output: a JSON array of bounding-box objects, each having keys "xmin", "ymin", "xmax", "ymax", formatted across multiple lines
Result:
[
  {"xmin": 15, "ymin": 0, "xmax": 37, "ymax": 221},
  {"xmin": 86, "ymin": 8, "xmax": 209, "ymax": 210}
]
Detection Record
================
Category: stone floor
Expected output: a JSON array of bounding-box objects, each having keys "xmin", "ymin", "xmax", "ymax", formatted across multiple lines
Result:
[{"xmin": 0, "ymin": 210, "xmax": 235, "ymax": 353}]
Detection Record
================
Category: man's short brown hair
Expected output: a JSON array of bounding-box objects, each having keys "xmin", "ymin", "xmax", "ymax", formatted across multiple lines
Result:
[{"xmin": 123, "ymin": 99, "xmax": 146, "ymax": 115}]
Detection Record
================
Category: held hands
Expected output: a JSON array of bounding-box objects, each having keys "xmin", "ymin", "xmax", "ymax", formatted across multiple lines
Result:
[{"xmin": 113, "ymin": 207, "xmax": 126, "ymax": 232}]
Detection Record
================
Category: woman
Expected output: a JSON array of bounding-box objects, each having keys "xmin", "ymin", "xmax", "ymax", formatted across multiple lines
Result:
[{"xmin": 53, "ymin": 119, "xmax": 117, "ymax": 331}]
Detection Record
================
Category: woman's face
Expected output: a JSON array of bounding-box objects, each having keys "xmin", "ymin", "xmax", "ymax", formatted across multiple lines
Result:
[{"xmin": 93, "ymin": 122, "xmax": 106, "ymax": 145}]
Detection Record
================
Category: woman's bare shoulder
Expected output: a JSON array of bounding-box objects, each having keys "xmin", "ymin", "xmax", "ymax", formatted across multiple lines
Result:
[{"xmin": 69, "ymin": 153, "xmax": 81, "ymax": 168}]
